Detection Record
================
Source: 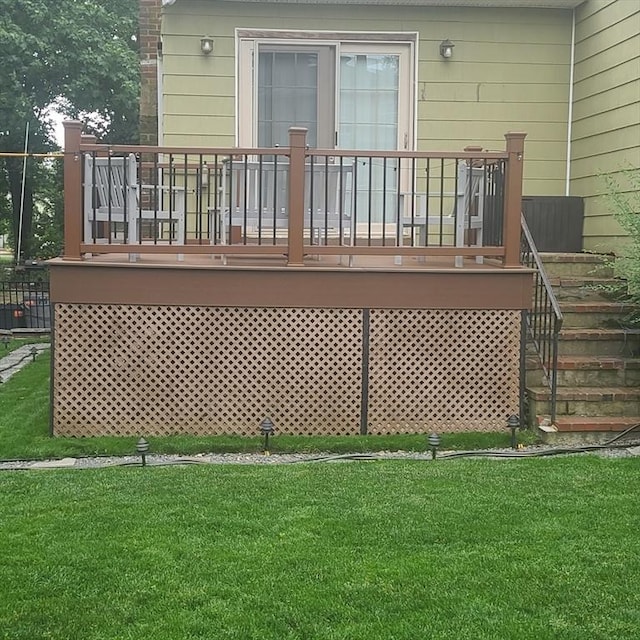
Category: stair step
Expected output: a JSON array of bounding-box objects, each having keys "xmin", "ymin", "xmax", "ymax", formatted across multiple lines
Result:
[
  {"xmin": 557, "ymin": 356, "xmax": 640, "ymax": 387},
  {"xmin": 540, "ymin": 253, "xmax": 613, "ymax": 278},
  {"xmin": 553, "ymin": 416, "xmax": 640, "ymax": 433},
  {"xmin": 527, "ymin": 356, "xmax": 640, "ymax": 387},
  {"xmin": 529, "ymin": 386, "xmax": 640, "ymax": 402},
  {"xmin": 549, "ymin": 276, "xmax": 619, "ymax": 288},
  {"xmin": 527, "ymin": 385, "xmax": 640, "ymax": 417},
  {"xmin": 551, "ymin": 277, "xmax": 622, "ymax": 302},
  {"xmin": 558, "ymin": 328, "xmax": 640, "ymax": 356},
  {"xmin": 535, "ymin": 415, "xmax": 640, "ymax": 444},
  {"xmin": 558, "ymin": 355, "xmax": 640, "ymax": 369},
  {"xmin": 560, "ymin": 302, "xmax": 636, "ymax": 328}
]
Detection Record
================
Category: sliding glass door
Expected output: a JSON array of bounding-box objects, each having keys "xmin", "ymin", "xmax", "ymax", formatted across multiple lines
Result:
[{"xmin": 238, "ymin": 34, "xmax": 414, "ymax": 223}]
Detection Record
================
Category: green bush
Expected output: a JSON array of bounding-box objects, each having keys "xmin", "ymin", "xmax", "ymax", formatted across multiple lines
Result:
[{"xmin": 603, "ymin": 167, "xmax": 640, "ymax": 325}]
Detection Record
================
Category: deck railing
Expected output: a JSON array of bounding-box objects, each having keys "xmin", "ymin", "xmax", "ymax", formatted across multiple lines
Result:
[{"xmin": 63, "ymin": 121, "xmax": 526, "ymax": 267}]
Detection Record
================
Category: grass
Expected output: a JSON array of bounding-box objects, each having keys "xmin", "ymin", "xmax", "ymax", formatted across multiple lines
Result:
[
  {"xmin": 0, "ymin": 348, "xmax": 538, "ymax": 461},
  {"xmin": 0, "ymin": 335, "xmax": 49, "ymax": 356},
  {"xmin": 1, "ymin": 457, "xmax": 639, "ymax": 639}
]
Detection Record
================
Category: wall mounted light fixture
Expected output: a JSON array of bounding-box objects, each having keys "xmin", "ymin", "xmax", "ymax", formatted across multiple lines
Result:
[
  {"xmin": 439, "ymin": 39, "xmax": 454, "ymax": 59},
  {"xmin": 200, "ymin": 37, "xmax": 214, "ymax": 55}
]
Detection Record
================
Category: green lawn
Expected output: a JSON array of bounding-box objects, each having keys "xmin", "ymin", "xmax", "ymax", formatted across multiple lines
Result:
[
  {"xmin": 1, "ymin": 457, "xmax": 639, "ymax": 639},
  {"xmin": 0, "ymin": 335, "xmax": 49, "ymax": 356},
  {"xmin": 0, "ymin": 349, "xmax": 537, "ymax": 460}
]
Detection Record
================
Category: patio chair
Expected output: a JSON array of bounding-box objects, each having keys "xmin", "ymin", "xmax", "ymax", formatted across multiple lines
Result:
[
  {"xmin": 400, "ymin": 161, "xmax": 485, "ymax": 267},
  {"xmin": 220, "ymin": 159, "xmax": 354, "ymax": 247},
  {"xmin": 83, "ymin": 153, "xmax": 186, "ymax": 260}
]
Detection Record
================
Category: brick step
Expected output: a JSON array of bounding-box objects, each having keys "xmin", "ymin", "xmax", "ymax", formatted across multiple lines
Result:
[
  {"xmin": 560, "ymin": 302, "xmax": 636, "ymax": 328},
  {"xmin": 558, "ymin": 329, "xmax": 640, "ymax": 356},
  {"xmin": 536, "ymin": 416, "xmax": 640, "ymax": 444},
  {"xmin": 526, "ymin": 355, "xmax": 640, "ymax": 387},
  {"xmin": 540, "ymin": 253, "xmax": 613, "ymax": 279},
  {"xmin": 554, "ymin": 416, "xmax": 640, "ymax": 433},
  {"xmin": 527, "ymin": 385, "xmax": 640, "ymax": 417},
  {"xmin": 550, "ymin": 277, "xmax": 622, "ymax": 302}
]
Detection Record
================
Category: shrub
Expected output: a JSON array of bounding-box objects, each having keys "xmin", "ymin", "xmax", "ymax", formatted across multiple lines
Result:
[{"xmin": 602, "ymin": 168, "xmax": 640, "ymax": 325}]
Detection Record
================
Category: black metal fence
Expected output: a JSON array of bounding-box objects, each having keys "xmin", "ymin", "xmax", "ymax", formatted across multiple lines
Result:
[{"xmin": 0, "ymin": 269, "xmax": 50, "ymax": 330}]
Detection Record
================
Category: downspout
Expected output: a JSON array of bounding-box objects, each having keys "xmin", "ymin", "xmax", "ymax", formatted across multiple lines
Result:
[
  {"xmin": 565, "ymin": 8, "xmax": 576, "ymax": 196},
  {"xmin": 157, "ymin": 41, "xmax": 163, "ymax": 146}
]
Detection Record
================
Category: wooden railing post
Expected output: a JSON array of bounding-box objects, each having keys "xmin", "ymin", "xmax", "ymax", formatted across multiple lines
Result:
[
  {"xmin": 287, "ymin": 127, "xmax": 307, "ymax": 267},
  {"xmin": 503, "ymin": 132, "xmax": 527, "ymax": 268},
  {"xmin": 62, "ymin": 120, "xmax": 84, "ymax": 260}
]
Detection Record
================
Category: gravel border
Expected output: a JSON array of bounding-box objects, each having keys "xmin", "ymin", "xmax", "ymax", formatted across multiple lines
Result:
[{"xmin": 2, "ymin": 443, "xmax": 640, "ymax": 471}]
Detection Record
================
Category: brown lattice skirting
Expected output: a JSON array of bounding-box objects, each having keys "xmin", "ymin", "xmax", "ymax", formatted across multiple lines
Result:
[{"xmin": 52, "ymin": 305, "xmax": 520, "ymax": 437}]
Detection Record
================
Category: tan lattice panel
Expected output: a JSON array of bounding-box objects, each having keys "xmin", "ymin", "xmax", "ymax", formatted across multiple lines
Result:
[
  {"xmin": 53, "ymin": 305, "xmax": 362, "ymax": 437},
  {"xmin": 367, "ymin": 310, "xmax": 520, "ymax": 433}
]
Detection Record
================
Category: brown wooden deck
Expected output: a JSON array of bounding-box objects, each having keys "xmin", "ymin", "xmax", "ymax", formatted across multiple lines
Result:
[
  {"xmin": 50, "ymin": 122, "xmax": 533, "ymax": 438},
  {"xmin": 49, "ymin": 254, "xmax": 532, "ymax": 310}
]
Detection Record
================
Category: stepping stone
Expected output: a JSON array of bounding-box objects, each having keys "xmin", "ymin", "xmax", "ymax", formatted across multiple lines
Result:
[{"xmin": 30, "ymin": 458, "xmax": 77, "ymax": 469}]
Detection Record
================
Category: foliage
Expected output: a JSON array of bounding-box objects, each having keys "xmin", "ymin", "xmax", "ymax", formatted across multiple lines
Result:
[
  {"xmin": 30, "ymin": 159, "xmax": 64, "ymax": 258},
  {"xmin": 1, "ymin": 458, "xmax": 639, "ymax": 639},
  {"xmin": 0, "ymin": 350, "xmax": 539, "ymax": 461},
  {"xmin": 0, "ymin": 0, "xmax": 140, "ymax": 259},
  {"xmin": 602, "ymin": 168, "xmax": 640, "ymax": 325}
]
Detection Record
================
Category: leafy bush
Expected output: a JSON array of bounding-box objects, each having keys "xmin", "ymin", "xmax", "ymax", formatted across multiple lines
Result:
[{"xmin": 602, "ymin": 168, "xmax": 640, "ymax": 325}]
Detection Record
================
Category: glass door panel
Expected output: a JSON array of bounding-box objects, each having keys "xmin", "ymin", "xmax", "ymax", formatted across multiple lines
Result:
[
  {"xmin": 257, "ymin": 45, "xmax": 334, "ymax": 149},
  {"xmin": 338, "ymin": 45, "xmax": 410, "ymax": 223},
  {"xmin": 339, "ymin": 53, "xmax": 399, "ymax": 150}
]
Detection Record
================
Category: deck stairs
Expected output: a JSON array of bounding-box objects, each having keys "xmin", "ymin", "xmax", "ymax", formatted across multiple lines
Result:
[{"xmin": 526, "ymin": 253, "xmax": 640, "ymax": 443}]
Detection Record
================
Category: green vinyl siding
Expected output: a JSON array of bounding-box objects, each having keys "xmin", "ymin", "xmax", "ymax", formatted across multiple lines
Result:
[
  {"xmin": 570, "ymin": 0, "xmax": 640, "ymax": 253},
  {"xmin": 161, "ymin": 1, "xmax": 573, "ymax": 196}
]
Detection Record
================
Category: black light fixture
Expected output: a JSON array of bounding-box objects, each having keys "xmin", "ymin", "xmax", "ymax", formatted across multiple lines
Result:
[
  {"xmin": 439, "ymin": 39, "xmax": 455, "ymax": 59},
  {"xmin": 136, "ymin": 437, "xmax": 150, "ymax": 466},
  {"xmin": 428, "ymin": 432, "xmax": 441, "ymax": 460},
  {"xmin": 507, "ymin": 415, "xmax": 520, "ymax": 450},
  {"xmin": 1, "ymin": 335, "xmax": 10, "ymax": 350},
  {"xmin": 260, "ymin": 417, "xmax": 275, "ymax": 454},
  {"xmin": 30, "ymin": 346, "xmax": 38, "ymax": 363},
  {"xmin": 200, "ymin": 37, "xmax": 214, "ymax": 55}
]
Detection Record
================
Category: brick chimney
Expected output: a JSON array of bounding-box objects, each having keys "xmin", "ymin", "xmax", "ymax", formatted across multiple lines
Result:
[{"xmin": 139, "ymin": 0, "xmax": 162, "ymax": 145}]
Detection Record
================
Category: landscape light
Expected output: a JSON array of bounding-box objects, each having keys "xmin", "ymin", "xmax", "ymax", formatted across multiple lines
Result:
[
  {"xmin": 136, "ymin": 437, "xmax": 150, "ymax": 467},
  {"xmin": 507, "ymin": 415, "xmax": 520, "ymax": 450},
  {"xmin": 428, "ymin": 432, "xmax": 441, "ymax": 460},
  {"xmin": 260, "ymin": 417, "xmax": 275, "ymax": 455}
]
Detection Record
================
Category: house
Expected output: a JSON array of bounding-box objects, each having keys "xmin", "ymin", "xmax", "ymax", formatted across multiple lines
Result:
[
  {"xmin": 143, "ymin": 0, "xmax": 639, "ymax": 251},
  {"xmin": 48, "ymin": 0, "xmax": 638, "ymax": 438}
]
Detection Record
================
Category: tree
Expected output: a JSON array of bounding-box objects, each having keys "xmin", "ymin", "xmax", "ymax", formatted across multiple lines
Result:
[{"xmin": 0, "ymin": 0, "xmax": 139, "ymax": 259}]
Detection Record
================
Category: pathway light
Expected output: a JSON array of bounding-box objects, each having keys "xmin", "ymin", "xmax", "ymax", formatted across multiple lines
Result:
[
  {"xmin": 507, "ymin": 415, "xmax": 520, "ymax": 450},
  {"xmin": 260, "ymin": 417, "xmax": 275, "ymax": 455},
  {"xmin": 136, "ymin": 437, "xmax": 150, "ymax": 467},
  {"xmin": 428, "ymin": 432, "xmax": 441, "ymax": 460}
]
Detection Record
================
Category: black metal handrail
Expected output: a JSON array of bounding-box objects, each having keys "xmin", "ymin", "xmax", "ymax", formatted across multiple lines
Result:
[{"xmin": 520, "ymin": 214, "xmax": 563, "ymax": 423}]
